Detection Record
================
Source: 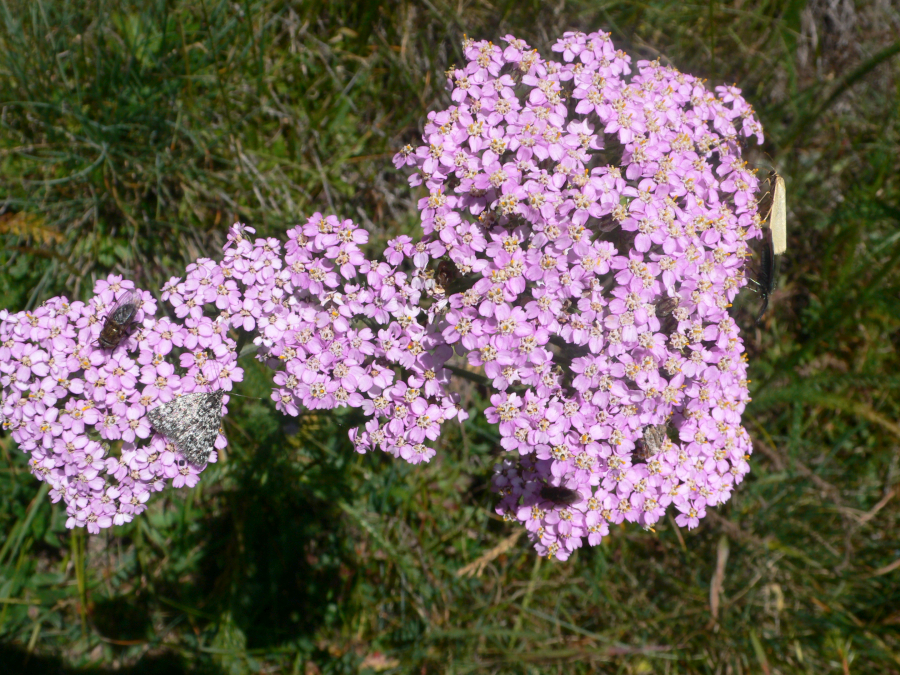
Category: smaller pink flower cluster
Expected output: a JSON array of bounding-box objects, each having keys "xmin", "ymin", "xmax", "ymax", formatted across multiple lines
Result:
[
  {"xmin": 0, "ymin": 215, "xmax": 470, "ymax": 532},
  {"xmin": 191, "ymin": 218, "xmax": 469, "ymax": 464},
  {"xmin": 0, "ymin": 278, "xmax": 238, "ymax": 532}
]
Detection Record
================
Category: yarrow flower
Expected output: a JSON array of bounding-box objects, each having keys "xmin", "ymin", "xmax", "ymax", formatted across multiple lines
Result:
[
  {"xmin": 1, "ymin": 29, "xmax": 766, "ymax": 557},
  {"xmin": 221, "ymin": 219, "xmax": 467, "ymax": 459},
  {"xmin": 1, "ymin": 278, "xmax": 239, "ymax": 533},
  {"xmin": 393, "ymin": 30, "xmax": 762, "ymax": 559}
]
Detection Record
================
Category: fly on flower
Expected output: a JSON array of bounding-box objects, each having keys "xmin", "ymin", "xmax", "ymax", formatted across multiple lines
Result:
[
  {"xmin": 435, "ymin": 259, "xmax": 458, "ymax": 294},
  {"xmin": 539, "ymin": 484, "xmax": 581, "ymax": 506},
  {"xmin": 97, "ymin": 291, "xmax": 138, "ymax": 350}
]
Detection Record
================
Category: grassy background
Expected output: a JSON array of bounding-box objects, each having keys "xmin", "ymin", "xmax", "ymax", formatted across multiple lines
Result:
[{"xmin": 1, "ymin": 0, "xmax": 899, "ymax": 672}]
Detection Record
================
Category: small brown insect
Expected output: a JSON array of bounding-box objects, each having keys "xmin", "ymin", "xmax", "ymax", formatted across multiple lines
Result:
[
  {"xmin": 655, "ymin": 296, "xmax": 679, "ymax": 317},
  {"xmin": 539, "ymin": 484, "xmax": 581, "ymax": 506},
  {"xmin": 636, "ymin": 424, "xmax": 668, "ymax": 460},
  {"xmin": 655, "ymin": 296, "xmax": 680, "ymax": 334},
  {"xmin": 435, "ymin": 259, "xmax": 458, "ymax": 292},
  {"xmin": 595, "ymin": 212, "xmax": 618, "ymax": 232},
  {"xmin": 97, "ymin": 291, "xmax": 138, "ymax": 350}
]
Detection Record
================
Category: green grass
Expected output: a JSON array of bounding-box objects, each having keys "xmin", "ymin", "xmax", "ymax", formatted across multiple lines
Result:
[{"xmin": 2, "ymin": 0, "xmax": 900, "ymax": 673}]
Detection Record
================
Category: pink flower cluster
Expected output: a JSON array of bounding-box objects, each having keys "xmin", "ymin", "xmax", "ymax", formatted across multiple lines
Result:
[
  {"xmin": 0, "ymin": 216, "xmax": 470, "ymax": 533},
  {"xmin": 202, "ymin": 219, "xmax": 468, "ymax": 463},
  {"xmin": 391, "ymin": 31, "xmax": 763, "ymax": 558},
  {"xmin": 0, "ymin": 278, "xmax": 238, "ymax": 532},
  {"xmin": 1, "ymin": 29, "xmax": 767, "ymax": 557}
]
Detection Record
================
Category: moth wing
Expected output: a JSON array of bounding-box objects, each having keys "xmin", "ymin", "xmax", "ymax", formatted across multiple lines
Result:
[
  {"xmin": 770, "ymin": 175, "xmax": 787, "ymax": 255},
  {"xmin": 178, "ymin": 392, "xmax": 224, "ymax": 465},
  {"xmin": 147, "ymin": 391, "xmax": 224, "ymax": 466},
  {"xmin": 147, "ymin": 394, "xmax": 195, "ymax": 442},
  {"xmin": 176, "ymin": 423, "xmax": 219, "ymax": 465},
  {"xmin": 755, "ymin": 293, "xmax": 770, "ymax": 325}
]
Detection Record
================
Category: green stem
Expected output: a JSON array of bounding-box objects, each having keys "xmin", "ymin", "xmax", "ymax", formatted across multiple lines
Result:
[
  {"xmin": 0, "ymin": 483, "xmax": 49, "ymax": 566},
  {"xmin": 509, "ymin": 554, "xmax": 542, "ymax": 649},
  {"xmin": 72, "ymin": 528, "xmax": 87, "ymax": 636}
]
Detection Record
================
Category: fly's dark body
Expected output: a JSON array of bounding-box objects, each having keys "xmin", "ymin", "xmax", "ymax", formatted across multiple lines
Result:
[
  {"xmin": 539, "ymin": 484, "xmax": 581, "ymax": 506},
  {"xmin": 656, "ymin": 297, "xmax": 679, "ymax": 316},
  {"xmin": 435, "ymin": 259, "xmax": 458, "ymax": 293},
  {"xmin": 655, "ymin": 296, "xmax": 680, "ymax": 334},
  {"xmin": 756, "ymin": 227, "xmax": 776, "ymax": 324},
  {"xmin": 98, "ymin": 291, "xmax": 138, "ymax": 350}
]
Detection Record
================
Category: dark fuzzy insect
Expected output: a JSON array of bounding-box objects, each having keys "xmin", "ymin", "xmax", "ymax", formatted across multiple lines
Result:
[
  {"xmin": 755, "ymin": 227, "xmax": 776, "ymax": 324},
  {"xmin": 655, "ymin": 296, "xmax": 680, "ymax": 334},
  {"xmin": 539, "ymin": 484, "xmax": 581, "ymax": 506},
  {"xmin": 147, "ymin": 389, "xmax": 225, "ymax": 466},
  {"xmin": 435, "ymin": 259, "xmax": 458, "ymax": 293},
  {"xmin": 98, "ymin": 291, "xmax": 138, "ymax": 350}
]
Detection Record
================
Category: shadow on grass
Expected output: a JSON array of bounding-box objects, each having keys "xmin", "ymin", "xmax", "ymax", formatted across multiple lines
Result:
[
  {"xmin": 0, "ymin": 644, "xmax": 222, "ymax": 675},
  {"xmin": 166, "ymin": 410, "xmax": 358, "ymax": 650},
  {"xmin": 91, "ymin": 593, "xmax": 153, "ymax": 643}
]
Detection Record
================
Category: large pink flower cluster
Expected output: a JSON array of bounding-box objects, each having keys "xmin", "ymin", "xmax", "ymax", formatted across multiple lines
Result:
[
  {"xmin": 391, "ymin": 31, "xmax": 763, "ymax": 558},
  {"xmin": 1, "ymin": 29, "xmax": 767, "ymax": 558}
]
